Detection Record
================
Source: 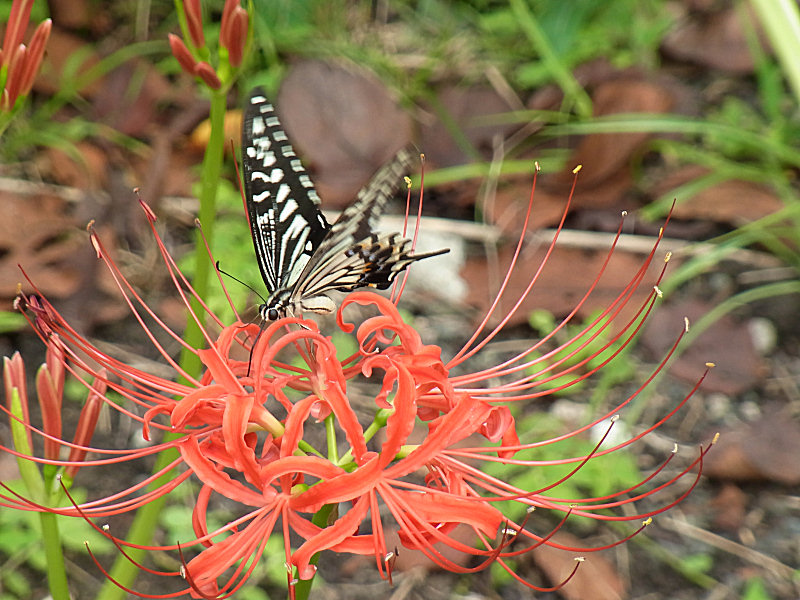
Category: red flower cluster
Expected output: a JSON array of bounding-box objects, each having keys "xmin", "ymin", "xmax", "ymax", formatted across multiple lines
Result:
[{"xmin": 3, "ymin": 170, "xmax": 713, "ymax": 599}]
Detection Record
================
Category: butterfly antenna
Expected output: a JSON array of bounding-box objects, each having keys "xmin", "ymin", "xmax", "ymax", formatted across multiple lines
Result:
[{"xmin": 215, "ymin": 261, "xmax": 268, "ymax": 305}]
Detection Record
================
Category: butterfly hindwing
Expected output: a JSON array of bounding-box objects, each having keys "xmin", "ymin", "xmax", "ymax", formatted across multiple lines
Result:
[
  {"xmin": 295, "ymin": 232, "xmax": 448, "ymax": 304},
  {"xmin": 287, "ymin": 150, "xmax": 448, "ymax": 308},
  {"xmin": 294, "ymin": 149, "xmax": 413, "ymax": 276},
  {"xmin": 241, "ymin": 88, "xmax": 329, "ymax": 294}
]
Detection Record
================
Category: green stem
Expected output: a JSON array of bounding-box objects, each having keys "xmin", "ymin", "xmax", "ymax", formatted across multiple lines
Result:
[
  {"xmin": 179, "ymin": 89, "xmax": 228, "ymax": 377},
  {"xmin": 292, "ymin": 505, "xmax": 335, "ymax": 600},
  {"xmin": 508, "ymin": 0, "xmax": 593, "ymax": 118},
  {"xmin": 750, "ymin": 0, "xmax": 800, "ymax": 105},
  {"xmin": 39, "ymin": 511, "xmax": 70, "ymax": 600},
  {"xmin": 97, "ymin": 90, "xmax": 228, "ymax": 600},
  {"xmin": 96, "ymin": 442, "xmax": 181, "ymax": 600}
]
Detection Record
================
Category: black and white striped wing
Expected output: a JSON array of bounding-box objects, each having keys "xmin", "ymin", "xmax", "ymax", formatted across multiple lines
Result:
[{"xmin": 241, "ymin": 88, "xmax": 329, "ymax": 295}]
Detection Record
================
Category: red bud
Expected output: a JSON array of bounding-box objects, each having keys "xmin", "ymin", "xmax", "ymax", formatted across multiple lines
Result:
[
  {"xmin": 184, "ymin": 0, "xmax": 205, "ymax": 49},
  {"xmin": 168, "ymin": 33, "xmax": 198, "ymax": 76},
  {"xmin": 194, "ymin": 61, "xmax": 221, "ymax": 90}
]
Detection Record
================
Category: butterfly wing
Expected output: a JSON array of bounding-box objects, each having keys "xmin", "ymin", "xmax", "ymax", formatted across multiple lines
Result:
[
  {"xmin": 286, "ymin": 150, "xmax": 449, "ymax": 312},
  {"xmin": 302, "ymin": 148, "xmax": 413, "ymax": 266},
  {"xmin": 241, "ymin": 88, "xmax": 330, "ymax": 296}
]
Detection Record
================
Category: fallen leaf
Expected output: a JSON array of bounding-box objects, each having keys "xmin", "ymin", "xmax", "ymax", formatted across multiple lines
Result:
[
  {"xmin": 277, "ymin": 60, "xmax": 413, "ymax": 207},
  {"xmin": 0, "ymin": 189, "xmax": 84, "ymax": 301},
  {"xmin": 48, "ymin": 0, "xmax": 92, "ymax": 30},
  {"xmin": 544, "ymin": 77, "xmax": 676, "ymax": 210},
  {"xmin": 0, "ymin": 184, "xmax": 128, "ymax": 328},
  {"xmin": 704, "ymin": 410, "xmax": 800, "ymax": 485},
  {"xmin": 531, "ymin": 532, "xmax": 627, "ymax": 600},
  {"xmin": 640, "ymin": 299, "xmax": 762, "ymax": 395},
  {"xmin": 40, "ymin": 142, "xmax": 110, "ymax": 190},
  {"xmin": 461, "ymin": 237, "xmax": 665, "ymax": 328},
  {"xmin": 419, "ymin": 85, "xmax": 518, "ymax": 168},
  {"xmin": 710, "ymin": 483, "xmax": 748, "ymax": 531},
  {"xmin": 651, "ymin": 166, "xmax": 785, "ymax": 226},
  {"xmin": 92, "ymin": 60, "xmax": 174, "ymax": 137},
  {"xmin": 485, "ymin": 175, "xmax": 574, "ymax": 234},
  {"xmin": 661, "ymin": 5, "xmax": 763, "ymax": 73},
  {"xmin": 33, "ymin": 26, "xmax": 101, "ymax": 96}
]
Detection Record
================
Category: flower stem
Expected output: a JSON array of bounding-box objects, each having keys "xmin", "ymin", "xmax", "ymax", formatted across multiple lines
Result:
[
  {"xmin": 95, "ymin": 443, "xmax": 181, "ymax": 600},
  {"xmin": 179, "ymin": 89, "xmax": 228, "ymax": 377},
  {"xmin": 39, "ymin": 511, "xmax": 70, "ymax": 600},
  {"xmin": 292, "ymin": 506, "xmax": 334, "ymax": 600}
]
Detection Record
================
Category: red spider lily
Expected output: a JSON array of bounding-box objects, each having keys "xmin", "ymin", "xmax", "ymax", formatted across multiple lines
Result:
[{"xmin": 2, "ymin": 167, "xmax": 714, "ymax": 599}]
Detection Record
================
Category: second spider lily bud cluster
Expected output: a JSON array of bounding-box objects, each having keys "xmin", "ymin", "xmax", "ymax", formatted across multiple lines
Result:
[
  {"xmin": 169, "ymin": 0, "xmax": 250, "ymax": 90},
  {"xmin": 4, "ymin": 329, "xmax": 105, "ymax": 499}
]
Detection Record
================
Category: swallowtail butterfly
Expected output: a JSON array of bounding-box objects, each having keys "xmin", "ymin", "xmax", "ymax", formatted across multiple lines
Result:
[{"xmin": 241, "ymin": 88, "xmax": 449, "ymax": 320}]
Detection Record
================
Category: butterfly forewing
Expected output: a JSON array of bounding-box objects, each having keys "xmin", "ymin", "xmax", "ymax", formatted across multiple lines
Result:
[
  {"xmin": 241, "ymin": 88, "xmax": 329, "ymax": 294},
  {"xmin": 242, "ymin": 88, "xmax": 449, "ymax": 319}
]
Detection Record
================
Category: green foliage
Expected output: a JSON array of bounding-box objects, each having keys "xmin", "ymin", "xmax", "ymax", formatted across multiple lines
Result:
[
  {"xmin": 525, "ymin": 308, "xmax": 637, "ymax": 403},
  {"xmin": 237, "ymin": 584, "xmax": 272, "ymax": 600},
  {"xmin": 0, "ymin": 0, "xmax": 49, "ymax": 23},
  {"xmin": 478, "ymin": 0, "xmax": 671, "ymax": 90},
  {"xmin": 742, "ymin": 576, "xmax": 774, "ymax": 600},
  {"xmin": 0, "ymin": 311, "xmax": 25, "ymax": 334},
  {"xmin": 159, "ymin": 503, "xmax": 204, "ymax": 547},
  {"xmin": 483, "ymin": 410, "xmax": 642, "ymax": 527},
  {"xmin": 677, "ymin": 552, "xmax": 713, "ymax": 579},
  {"xmin": 489, "ymin": 556, "xmax": 516, "ymax": 588},
  {"xmin": 0, "ymin": 481, "xmax": 113, "ymax": 598},
  {"xmin": 180, "ymin": 176, "xmax": 265, "ymax": 321}
]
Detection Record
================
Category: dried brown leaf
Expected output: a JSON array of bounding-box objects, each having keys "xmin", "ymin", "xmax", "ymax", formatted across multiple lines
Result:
[
  {"xmin": 277, "ymin": 60, "xmax": 413, "ymax": 208},
  {"xmin": 531, "ymin": 533, "xmax": 627, "ymax": 600},
  {"xmin": 640, "ymin": 299, "xmax": 761, "ymax": 395},
  {"xmin": 705, "ymin": 410, "xmax": 800, "ymax": 485},
  {"xmin": 651, "ymin": 166, "xmax": 785, "ymax": 226}
]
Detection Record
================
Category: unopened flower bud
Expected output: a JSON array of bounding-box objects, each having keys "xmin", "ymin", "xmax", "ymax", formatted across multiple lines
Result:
[
  {"xmin": 184, "ymin": 0, "xmax": 205, "ymax": 49},
  {"xmin": 18, "ymin": 18, "xmax": 51, "ymax": 97},
  {"xmin": 194, "ymin": 61, "xmax": 222, "ymax": 89},
  {"xmin": 2, "ymin": 0, "xmax": 34, "ymax": 59},
  {"xmin": 224, "ymin": 7, "xmax": 248, "ymax": 68},
  {"xmin": 168, "ymin": 33, "xmax": 198, "ymax": 75},
  {"xmin": 65, "ymin": 373, "xmax": 107, "ymax": 479}
]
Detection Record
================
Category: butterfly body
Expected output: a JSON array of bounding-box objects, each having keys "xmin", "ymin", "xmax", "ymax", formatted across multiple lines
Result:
[{"xmin": 242, "ymin": 88, "xmax": 448, "ymax": 320}]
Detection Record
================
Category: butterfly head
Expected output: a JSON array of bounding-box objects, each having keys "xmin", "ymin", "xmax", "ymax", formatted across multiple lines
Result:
[{"xmin": 260, "ymin": 290, "xmax": 292, "ymax": 321}]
